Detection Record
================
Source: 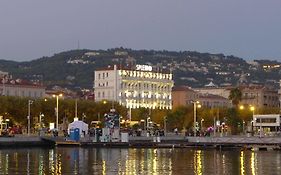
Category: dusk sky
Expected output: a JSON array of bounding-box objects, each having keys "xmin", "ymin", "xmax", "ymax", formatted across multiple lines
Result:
[{"xmin": 0, "ymin": 0, "xmax": 281, "ymax": 61}]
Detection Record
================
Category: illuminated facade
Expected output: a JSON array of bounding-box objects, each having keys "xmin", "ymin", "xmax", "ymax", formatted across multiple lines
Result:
[{"xmin": 94, "ymin": 65, "xmax": 174, "ymax": 109}]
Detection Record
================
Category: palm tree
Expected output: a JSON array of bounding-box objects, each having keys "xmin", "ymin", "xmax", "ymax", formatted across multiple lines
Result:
[{"xmin": 228, "ymin": 88, "xmax": 242, "ymax": 107}]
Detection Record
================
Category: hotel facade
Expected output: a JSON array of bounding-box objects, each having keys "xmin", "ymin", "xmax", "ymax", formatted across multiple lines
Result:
[{"xmin": 94, "ymin": 65, "xmax": 174, "ymax": 109}]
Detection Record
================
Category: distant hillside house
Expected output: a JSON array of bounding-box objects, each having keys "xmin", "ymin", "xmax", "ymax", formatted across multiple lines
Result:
[
  {"xmin": 94, "ymin": 64, "xmax": 174, "ymax": 109},
  {"xmin": 0, "ymin": 79, "xmax": 45, "ymax": 98}
]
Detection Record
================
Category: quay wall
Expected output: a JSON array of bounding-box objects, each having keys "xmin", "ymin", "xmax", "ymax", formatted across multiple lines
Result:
[
  {"xmin": 0, "ymin": 136, "xmax": 52, "ymax": 147},
  {"xmin": 185, "ymin": 136, "xmax": 281, "ymax": 145}
]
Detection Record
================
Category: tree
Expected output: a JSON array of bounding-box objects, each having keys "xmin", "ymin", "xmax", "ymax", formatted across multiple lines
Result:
[
  {"xmin": 226, "ymin": 108, "xmax": 242, "ymax": 134},
  {"xmin": 229, "ymin": 88, "xmax": 242, "ymax": 107}
]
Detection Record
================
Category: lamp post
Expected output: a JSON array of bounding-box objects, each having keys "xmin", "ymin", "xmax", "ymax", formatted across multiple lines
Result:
[
  {"xmin": 27, "ymin": 100, "xmax": 33, "ymax": 136},
  {"xmin": 147, "ymin": 117, "xmax": 151, "ymax": 131},
  {"xmin": 164, "ymin": 116, "xmax": 167, "ymax": 136},
  {"xmin": 242, "ymin": 120, "xmax": 245, "ymax": 134},
  {"xmin": 193, "ymin": 101, "xmax": 201, "ymax": 136},
  {"xmin": 250, "ymin": 106, "xmax": 256, "ymax": 136},
  {"xmin": 53, "ymin": 94, "xmax": 63, "ymax": 131},
  {"xmin": 239, "ymin": 105, "xmax": 255, "ymax": 135},
  {"xmin": 200, "ymin": 118, "xmax": 204, "ymax": 132}
]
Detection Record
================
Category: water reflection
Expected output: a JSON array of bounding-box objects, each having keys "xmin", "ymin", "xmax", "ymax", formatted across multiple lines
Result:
[{"xmin": 0, "ymin": 148, "xmax": 280, "ymax": 174}]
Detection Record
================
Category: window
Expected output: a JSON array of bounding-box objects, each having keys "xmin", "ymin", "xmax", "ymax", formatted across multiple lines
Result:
[
  {"xmin": 98, "ymin": 74, "xmax": 101, "ymax": 79},
  {"xmin": 256, "ymin": 118, "xmax": 276, "ymax": 123}
]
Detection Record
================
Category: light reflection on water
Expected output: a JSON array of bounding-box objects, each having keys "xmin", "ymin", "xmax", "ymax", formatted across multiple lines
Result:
[{"xmin": 0, "ymin": 148, "xmax": 280, "ymax": 174}]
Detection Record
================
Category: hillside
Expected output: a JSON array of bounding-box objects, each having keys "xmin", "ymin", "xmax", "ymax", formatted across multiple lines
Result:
[{"xmin": 0, "ymin": 48, "xmax": 280, "ymax": 90}]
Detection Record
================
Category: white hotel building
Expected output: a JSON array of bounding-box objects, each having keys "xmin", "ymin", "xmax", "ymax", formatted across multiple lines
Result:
[{"xmin": 94, "ymin": 65, "xmax": 174, "ymax": 109}]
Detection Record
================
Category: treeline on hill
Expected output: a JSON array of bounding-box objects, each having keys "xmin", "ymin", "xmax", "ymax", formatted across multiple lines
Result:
[
  {"xmin": 0, "ymin": 48, "xmax": 280, "ymax": 90},
  {"xmin": 0, "ymin": 96, "xmax": 279, "ymax": 134}
]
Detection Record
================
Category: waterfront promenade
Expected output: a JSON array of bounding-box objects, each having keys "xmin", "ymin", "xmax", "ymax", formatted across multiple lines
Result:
[{"xmin": 1, "ymin": 134, "xmax": 281, "ymax": 149}]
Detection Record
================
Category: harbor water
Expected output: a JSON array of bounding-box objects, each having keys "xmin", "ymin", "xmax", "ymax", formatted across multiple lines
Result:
[{"xmin": 0, "ymin": 147, "xmax": 280, "ymax": 174}]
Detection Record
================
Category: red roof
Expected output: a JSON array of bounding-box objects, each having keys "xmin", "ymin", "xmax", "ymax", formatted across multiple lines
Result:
[{"xmin": 2, "ymin": 79, "xmax": 45, "ymax": 88}]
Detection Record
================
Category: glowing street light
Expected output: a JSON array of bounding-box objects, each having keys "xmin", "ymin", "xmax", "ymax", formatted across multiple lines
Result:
[
  {"xmin": 193, "ymin": 101, "xmax": 201, "ymax": 136},
  {"xmin": 27, "ymin": 100, "xmax": 33, "ymax": 136},
  {"xmin": 240, "ymin": 105, "xmax": 255, "ymax": 135},
  {"xmin": 52, "ymin": 93, "xmax": 63, "ymax": 131}
]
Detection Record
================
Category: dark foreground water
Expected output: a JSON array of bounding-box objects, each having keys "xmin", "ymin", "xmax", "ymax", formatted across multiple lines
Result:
[{"xmin": 0, "ymin": 147, "xmax": 280, "ymax": 175}]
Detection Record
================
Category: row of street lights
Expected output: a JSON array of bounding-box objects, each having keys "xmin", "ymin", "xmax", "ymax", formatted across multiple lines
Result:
[
  {"xmin": 192, "ymin": 102, "xmax": 257, "ymax": 137},
  {"xmin": 239, "ymin": 105, "xmax": 255, "ymax": 135},
  {"xmin": 27, "ymin": 93, "xmax": 63, "ymax": 135},
  {"xmin": 239, "ymin": 105, "xmax": 264, "ymax": 137}
]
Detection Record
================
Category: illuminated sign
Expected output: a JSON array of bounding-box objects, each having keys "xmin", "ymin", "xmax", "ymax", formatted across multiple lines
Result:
[{"xmin": 136, "ymin": 65, "xmax": 152, "ymax": 71}]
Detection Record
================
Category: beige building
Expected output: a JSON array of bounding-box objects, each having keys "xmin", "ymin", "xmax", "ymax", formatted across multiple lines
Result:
[
  {"xmin": 94, "ymin": 65, "xmax": 174, "ymax": 109},
  {"xmin": 194, "ymin": 84, "xmax": 232, "ymax": 99},
  {"xmin": 198, "ymin": 93, "xmax": 231, "ymax": 108},
  {"xmin": 173, "ymin": 83, "xmax": 279, "ymax": 109},
  {"xmin": 172, "ymin": 86, "xmax": 231, "ymax": 108},
  {"xmin": 172, "ymin": 86, "xmax": 198, "ymax": 108},
  {"xmin": 239, "ymin": 84, "xmax": 279, "ymax": 108},
  {"xmin": 0, "ymin": 79, "xmax": 45, "ymax": 98}
]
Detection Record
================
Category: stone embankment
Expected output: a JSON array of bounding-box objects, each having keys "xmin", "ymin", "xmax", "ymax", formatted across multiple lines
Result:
[{"xmin": 1, "ymin": 135, "xmax": 281, "ymax": 150}]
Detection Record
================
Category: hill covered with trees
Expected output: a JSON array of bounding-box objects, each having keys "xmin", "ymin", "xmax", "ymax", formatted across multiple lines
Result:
[{"xmin": 0, "ymin": 48, "xmax": 280, "ymax": 90}]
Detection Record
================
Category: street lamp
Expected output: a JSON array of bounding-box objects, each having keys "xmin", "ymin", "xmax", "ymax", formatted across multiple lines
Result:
[
  {"xmin": 242, "ymin": 120, "xmax": 245, "ymax": 134},
  {"xmin": 250, "ymin": 106, "xmax": 257, "ymax": 136},
  {"xmin": 27, "ymin": 100, "xmax": 33, "ymax": 136},
  {"xmin": 147, "ymin": 117, "xmax": 151, "ymax": 131},
  {"xmin": 193, "ymin": 101, "xmax": 201, "ymax": 136},
  {"xmin": 102, "ymin": 100, "xmax": 107, "ymax": 105},
  {"xmin": 200, "ymin": 118, "xmax": 204, "ymax": 131},
  {"xmin": 239, "ymin": 105, "xmax": 255, "ymax": 135},
  {"xmin": 164, "ymin": 116, "xmax": 167, "ymax": 136},
  {"xmin": 52, "ymin": 94, "xmax": 63, "ymax": 131}
]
